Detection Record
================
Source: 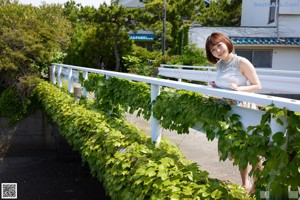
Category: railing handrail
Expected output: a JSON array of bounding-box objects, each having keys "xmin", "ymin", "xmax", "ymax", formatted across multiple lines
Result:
[
  {"xmin": 160, "ymin": 64, "xmax": 300, "ymax": 76},
  {"xmin": 158, "ymin": 65, "xmax": 300, "ymax": 94},
  {"xmin": 52, "ymin": 63, "xmax": 300, "ymax": 113},
  {"xmin": 160, "ymin": 64, "xmax": 214, "ymax": 70}
]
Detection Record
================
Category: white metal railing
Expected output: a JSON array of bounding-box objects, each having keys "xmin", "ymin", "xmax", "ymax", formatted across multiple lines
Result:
[
  {"xmin": 159, "ymin": 64, "xmax": 300, "ymax": 94},
  {"xmin": 51, "ymin": 63, "xmax": 300, "ymax": 145}
]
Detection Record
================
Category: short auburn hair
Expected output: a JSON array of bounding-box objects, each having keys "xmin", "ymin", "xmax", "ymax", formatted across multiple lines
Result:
[{"xmin": 205, "ymin": 32, "xmax": 234, "ymax": 64}]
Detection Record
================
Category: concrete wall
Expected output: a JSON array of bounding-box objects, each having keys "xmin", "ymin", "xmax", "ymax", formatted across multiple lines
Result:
[
  {"xmin": 241, "ymin": 0, "xmax": 274, "ymax": 26},
  {"xmin": 235, "ymin": 46, "xmax": 300, "ymax": 71},
  {"xmin": 279, "ymin": 0, "xmax": 300, "ymax": 14},
  {"xmin": 272, "ymin": 47, "xmax": 300, "ymax": 70},
  {"xmin": 279, "ymin": 15, "xmax": 300, "ymax": 36}
]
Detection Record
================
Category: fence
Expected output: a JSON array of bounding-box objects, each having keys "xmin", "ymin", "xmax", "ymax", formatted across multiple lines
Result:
[
  {"xmin": 159, "ymin": 64, "xmax": 300, "ymax": 94},
  {"xmin": 51, "ymin": 63, "xmax": 300, "ymax": 144}
]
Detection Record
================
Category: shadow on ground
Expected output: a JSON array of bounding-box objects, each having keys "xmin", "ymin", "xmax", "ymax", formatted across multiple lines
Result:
[{"xmin": 0, "ymin": 133, "xmax": 110, "ymax": 200}]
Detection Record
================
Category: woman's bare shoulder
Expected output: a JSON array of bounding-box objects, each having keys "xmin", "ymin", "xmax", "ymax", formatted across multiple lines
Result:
[{"xmin": 238, "ymin": 56, "xmax": 251, "ymax": 66}]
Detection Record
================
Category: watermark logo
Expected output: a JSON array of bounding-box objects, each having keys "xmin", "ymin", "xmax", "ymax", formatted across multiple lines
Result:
[
  {"xmin": 254, "ymin": 1, "xmax": 300, "ymax": 8},
  {"xmin": 1, "ymin": 183, "xmax": 17, "ymax": 199}
]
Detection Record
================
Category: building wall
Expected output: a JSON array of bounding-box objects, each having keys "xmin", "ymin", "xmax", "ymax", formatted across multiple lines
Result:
[
  {"xmin": 241, "ymin": 0, "xmax": 275, "ymax": 26},
  {"xmin": 279, "ymin": 15, "xmax": 300, "ymax": 36},
  {"xmin": 272, "ymin": 47, "xmax": 300, "ymax": 70},
  {"xmin": 241, "ymin": 0, "xmax": 300, "ymax": 29},
  {"xmin": 279, "ymin": 0, "xmax": 300, "ymax": 14},
  {"xmin": 112, "ymin": 0, "xmax": 144, "ymax": 8},
  {"xmin": 235, "ymin": 46, "xmax": 300, "ymax": 71}
]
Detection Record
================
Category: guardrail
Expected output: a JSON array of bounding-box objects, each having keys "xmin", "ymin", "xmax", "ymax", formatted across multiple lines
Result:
[
  {"xmin": 159, "ymin": 64, "xmax": 300, "ymax": 94},
  {"xmin": 51, "ymin": 63, "xmax": 300, "ymax": 145}
]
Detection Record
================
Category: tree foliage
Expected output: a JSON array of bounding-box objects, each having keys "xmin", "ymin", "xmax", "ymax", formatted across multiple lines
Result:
[
  {"xmin": 196, "ymin": 0, "xmax": 242, "ymax": 26},
  {"xmin": 64, "ymin": 3, "xmax": 148, "ymax": 72},
  {"xmin": 0, "ymin": 3, "xmax": 72, "ymax": 95},
  {"xmin": 144, "ymin": 0, "xmax": 206, "ymax": 54}
]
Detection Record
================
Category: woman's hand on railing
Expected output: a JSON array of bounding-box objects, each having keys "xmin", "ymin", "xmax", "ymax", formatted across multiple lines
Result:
[
  {"xmin": 228, "ymin": 83, "xmax": 238, "ymax": 91},
  {"xmin": 210, "ymin": 81, "xmax": 217, "ymax": 88}
]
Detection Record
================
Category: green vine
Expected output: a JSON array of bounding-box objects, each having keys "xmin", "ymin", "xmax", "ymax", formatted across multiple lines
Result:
[
  {"xmin": 33, "ymin": 81, "xmax": 250, "ymax": 200},
  {"xmin": 80, "ymin": 74, "xmax": 300, "ymax": 199},
  {"xmin": 81, "ymin": 73, "xmax": 152, "ymax": 119}
]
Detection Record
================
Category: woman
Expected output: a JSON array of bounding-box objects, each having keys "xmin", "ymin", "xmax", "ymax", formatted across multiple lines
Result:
[{"xmin": 205, "ymin": 32, "xmax": 262, "ymax": 193}]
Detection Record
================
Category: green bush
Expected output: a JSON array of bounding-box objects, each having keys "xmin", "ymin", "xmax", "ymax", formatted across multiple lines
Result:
[
  {"xmin": 123, "ymin": 45, "xmax": 160, "ymax": 76},
  {"xmin": 0, "ymin": 88, "xmax": 23, "ymax": 117},
  {"xmin": 0, "ymin": 75, "xmax": 42, "ymax": 124},
  {"xmin": 34, "ymin": 81, "xmax": 250, "ymax": 200},
  {"xmin": 81, "ymin": 74, "xmax": 300, "ymax": 199}
]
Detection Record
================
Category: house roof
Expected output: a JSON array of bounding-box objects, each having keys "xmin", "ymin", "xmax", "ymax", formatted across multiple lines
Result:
[
  {"xmin": 230, "ymin": 37, "xmax": 300, "ymax": 46},
  {"xmin": 189, "ymin": 26, "xmax": 300, "ymax": 48},
  {"xmin": 115, "ymin": 0, "xmax": 145, "ymax": 8},
  {"xmin": 129, "ymin": 30, "xmax": 155, "ymax": 41},
  {"xmin": 129, "ymin": 34, "xmax": 155, "ymax": 41}
]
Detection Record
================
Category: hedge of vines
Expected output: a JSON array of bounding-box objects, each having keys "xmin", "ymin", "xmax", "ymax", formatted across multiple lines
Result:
[
  {"xmin": 81, "ymin": 73, "xmax": 300, "ymax": 199},
  {"xmin": 33, "ymin": 81, "xmax": 251, "ymax": 200}
]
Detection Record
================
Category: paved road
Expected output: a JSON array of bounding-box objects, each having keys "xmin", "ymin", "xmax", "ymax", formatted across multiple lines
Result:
[{"xmin": 125, "ymin": 113, "xmax": 242, "ymax": 186}]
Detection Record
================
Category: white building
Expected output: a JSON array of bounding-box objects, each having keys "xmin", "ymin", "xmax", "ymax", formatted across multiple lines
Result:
[
  {"xmin": 189, "ymin": 0, "xmax": 300, "ymax": 71},
  {"xmin": 111, "ymin": 0, "xmax": 145, "ymax": 8}
]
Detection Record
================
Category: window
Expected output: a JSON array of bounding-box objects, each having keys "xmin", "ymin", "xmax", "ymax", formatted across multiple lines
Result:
[
  {"xmin": 236, "ymin": 50, "xmax": 272, "ymax": 68},
  {"xmin": 268, "ymin": 0, "xmax": 276, "ymax": 24}
]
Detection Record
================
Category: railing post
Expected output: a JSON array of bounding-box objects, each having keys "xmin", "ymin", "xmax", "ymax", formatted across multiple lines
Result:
[
  {"xmin": 51, "ymin": 64, "xmax": 56, "ymax": 84},
  {"xmin": 57, "ymin": 66, "xmax": 62, "ymax": 88},
  {"xmin": 151, "ymin": 84, "xmax": 161, "ymax": 145},
  {"xmin": 178, "ymin": 67, "xmax": 182, "ymax": 82},
  {"xmin": 73, "ymin": 85, "xmax": 82, "ymax": 102},
  {"xmin": 207, "ymin": 68, "xmax": 212, "ymax": 86},
  {"xmin": 68, "ymin": 68, "xmax": 73, "ymax": 93},
  {"xmin": 82, "ymin": 71, "xmax": 88, "ymax": 98}
]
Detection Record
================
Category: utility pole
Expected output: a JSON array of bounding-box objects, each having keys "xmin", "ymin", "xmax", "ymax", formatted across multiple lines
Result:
[{"xmin": 162, "ymin": 0, "xmax": 166, "ymax": 55}]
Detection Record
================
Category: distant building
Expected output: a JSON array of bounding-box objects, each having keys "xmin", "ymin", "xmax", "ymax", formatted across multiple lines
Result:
[
  {"xmin": 112, "ymin": 0, "xmax": 155, "ymax": 50},
  {"xmin": 189, "ymin": 0, "xmax": 300, "ymax": 71},
  {"xmin": 111, "ymin": 0, "xmax": 145, "ymax": 8}
]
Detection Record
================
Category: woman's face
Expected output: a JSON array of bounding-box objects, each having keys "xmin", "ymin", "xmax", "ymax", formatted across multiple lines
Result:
[{"xmin": 210, "ymin": 42, "xmax": 229, "ymax": 61}]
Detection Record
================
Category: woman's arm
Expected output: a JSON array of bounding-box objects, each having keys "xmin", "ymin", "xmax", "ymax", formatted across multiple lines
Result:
[{"xmin": 231, "ymin": 57, "xmax": 261, "ymax": 93}]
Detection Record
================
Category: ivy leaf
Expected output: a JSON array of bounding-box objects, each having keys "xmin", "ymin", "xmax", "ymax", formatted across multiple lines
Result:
[
  {"xmin": 272, "ymin": 132, "xmax": 286, "ymax": 147},
  {"xmin": 170, "ymin": 193, "xmax": 180, "ymax": 200},
  {"xmin": 187, "ymin": 172, "xmax": 193, "ymax": 181},
  {"xmin": 211, "ymin": 189, "xmax": 222, "ymax": 199},
  {"xmin": 145, "ymin": 168, "xmax": 156, "ymax": 177},
  {"xmin": 288, "ymin": 114, "xmax": 300, "ymax": 128},
  {"xmin": 158, "ymin": 171, "xmax": 168, "ymax": 181}
]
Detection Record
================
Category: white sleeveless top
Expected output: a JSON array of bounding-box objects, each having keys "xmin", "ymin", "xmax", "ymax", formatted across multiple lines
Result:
[{"xmin": 215, "ymin": 55, "xmax": 248, "ymax": 90}]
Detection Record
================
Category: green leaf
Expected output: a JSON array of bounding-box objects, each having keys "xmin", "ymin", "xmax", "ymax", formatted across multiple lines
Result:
[
  {"xmin": 187, "ymin": 172, "xmax": 193, "ymax": 181},
  {"xmin": 211, "ymin": 189, "xmax": 223, "ymax": 199},
  {"xmin": 145, "ymin": 168, "xmax": 157, "ymax": 177},
  {"xmin": 272, "ymin": 132, "xmax": 286, "ymax": 146},
  {"xmin": 158, "ymin": 172, "xmax": 168, "ymax": 181}
]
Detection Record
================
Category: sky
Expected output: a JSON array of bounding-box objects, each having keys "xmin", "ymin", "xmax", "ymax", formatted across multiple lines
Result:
[{"xmin": 18, "ymin": 0, "xmax": 111, "ymax": 7}]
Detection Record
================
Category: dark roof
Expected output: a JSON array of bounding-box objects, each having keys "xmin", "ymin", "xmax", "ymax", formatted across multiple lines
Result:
[
  {"xmin": 129, "ymin": 34, "xmax": 155, "ymax": 41},
  {"xmin": 230, "ymin": 37, "xmax": 300, "ymax": 45}
]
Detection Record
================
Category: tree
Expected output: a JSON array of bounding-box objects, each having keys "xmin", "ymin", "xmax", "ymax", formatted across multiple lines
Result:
[
  {"xmin": 0, "ymin": 3, "xmax": 72, "ymax": 96},
  {"xmin": 196, "ymin": 0, "xmax": 242, "ymax": 26},
  {"xmin": 64, "ymin": 3, "xmax": 147, "ymax": 72},
  {"xmin": 0, "ymin": 0, "xmax": 18, "ymax": 5},
  {"xmin": 144, "ymin": 0, "xmax": 206, "ymax": 54}
]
